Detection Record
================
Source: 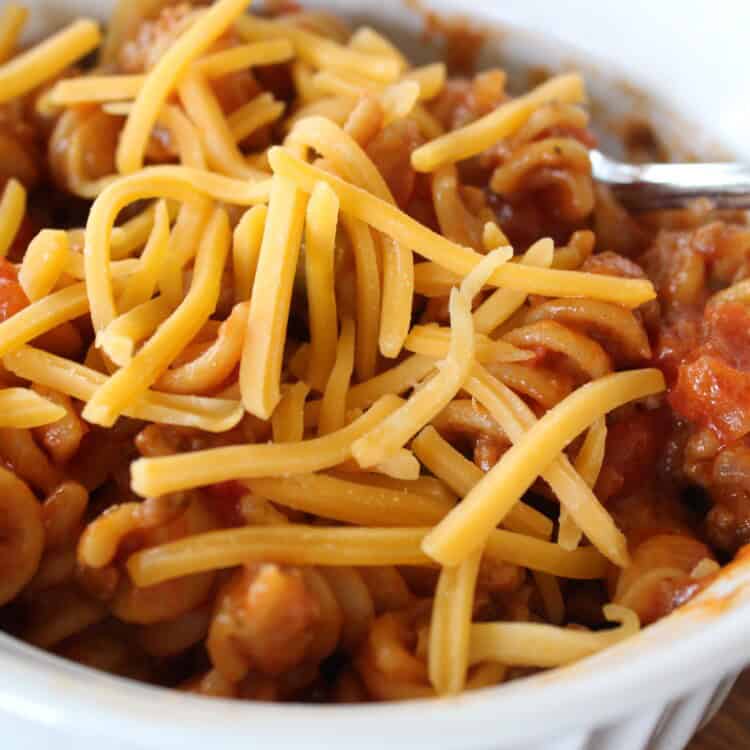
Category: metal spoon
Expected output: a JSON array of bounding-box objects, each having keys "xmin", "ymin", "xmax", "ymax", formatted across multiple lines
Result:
[{"xmin": 590, "ymin": 150, "xmax": 750, "ymax": 211}]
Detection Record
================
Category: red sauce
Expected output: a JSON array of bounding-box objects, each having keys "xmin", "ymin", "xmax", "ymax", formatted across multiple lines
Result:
[
  {"xmin": 366, "ymin": 120, "xmax": 423, "ymax": 209},
  {"xmin": 595, "ymin": 408, "xmax": 671, "ymax": 502},
  {"xmin": 544, "ymin": 125, "xmax": 598, "ymax": 150},
  {"xmin": 655, "ymin": 308, "xmax": 702, "ymax": 383},
  {"xmin": 0, "ymin": 258, "xmax": 28, "ymax": 322},
  {"xmin": 206, "ymin": 480, "xmax": 246, "ymax": 527},
  {"xmin": 703, "ymin": 302, "xmax": 750, "ymax": 370},
  {"xmin": 667, "ymin": 303, "xmax": 750, "ymax": 444}
]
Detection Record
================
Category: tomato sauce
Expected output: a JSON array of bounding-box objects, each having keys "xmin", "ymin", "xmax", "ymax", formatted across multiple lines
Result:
[
  {"xmin": 0, "ymin": 258, "xmax": 28, "ymax": 322},
  {"xmin": 667, "ymin": 303, "xmax": 750, "ymax": 445}
]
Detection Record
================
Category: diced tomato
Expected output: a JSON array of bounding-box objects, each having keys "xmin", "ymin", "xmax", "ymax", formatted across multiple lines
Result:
[
  {"xmin": 661, "ymin": 302, "xmax": 750, "ymax": 444},
  {"xmin": 703, "ymin": 302, "xmax": 750, "ymax": 371},
  {"xmin": 670, "ymin": 355, "xmax": 750, "ymax": 445},
  {"xmin": 596, "ymin": 408, "xmax": 672, "ymax": 502}
]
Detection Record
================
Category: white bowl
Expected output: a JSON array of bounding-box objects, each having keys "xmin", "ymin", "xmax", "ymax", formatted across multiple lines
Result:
[{"xmin": 4, "ymin": 2, "xmax": 750, "ymax": 749}]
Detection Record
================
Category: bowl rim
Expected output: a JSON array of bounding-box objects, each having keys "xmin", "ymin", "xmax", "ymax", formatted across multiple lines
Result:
[{"xmin": 2, "ymin": 556, "xmax": 750, "ymax": 749}]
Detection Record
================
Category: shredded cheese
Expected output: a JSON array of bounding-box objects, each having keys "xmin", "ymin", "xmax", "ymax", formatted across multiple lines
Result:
[
  {"xmin": 0, "ymin": 19, "xmax": 101, "ymax": 104},
  {"xmin": 423, "ymin": 368, "xmax": 665, "ymax": 566},
  {"xmin": 240, "ymin": 175, "xmax": 308, "ymax": 418},
  {"xmin": 0, "ymin": 178, "xmax": 25, "ymax": 257},
  {"xmin": 116, "ymin": 0, "xmax": 251, "ymax": 174},
  {"xmin": 411, "ymin": 74, "xmax": 585, "ymax": 172},
  {"xmin": 268, "ymin": 146, "xmax": 656, "ymax": 308}
]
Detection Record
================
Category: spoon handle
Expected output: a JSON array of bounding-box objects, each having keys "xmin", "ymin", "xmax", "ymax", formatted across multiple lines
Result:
[{"xmin": 590, "ymin": 150, "xmax": 750, "ymax": 211}]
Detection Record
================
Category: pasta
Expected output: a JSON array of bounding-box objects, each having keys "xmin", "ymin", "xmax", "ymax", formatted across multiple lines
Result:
[
  {"xmin": 468, "ymin": 605, "xmax": 639, "ymax": 668},
  {"xmin": 0, "ymin": 0, "xmax": 745, "ymax": 707}
]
